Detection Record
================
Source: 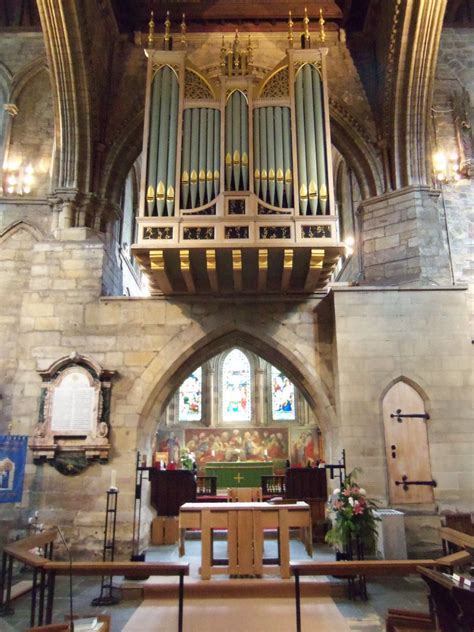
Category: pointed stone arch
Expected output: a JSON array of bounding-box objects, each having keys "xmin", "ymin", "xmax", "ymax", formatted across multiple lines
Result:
[
  {"xmin": 0, "ymin": 219, "xmax": 44, "ymax": 245},
  {"xmin": 122, "ymin": 322, "xmax": 337, "ymax": 447},
  {"xmin": 9, "ymin": 56, "xmax": 49, "ymax": 103},
  {"xmin": 380, "ymin": 374, "xmax": 430, "ymax": 411}
]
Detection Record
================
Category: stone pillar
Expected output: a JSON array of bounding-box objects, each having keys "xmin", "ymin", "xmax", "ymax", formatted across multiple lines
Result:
[
  {"xmin": 358, "ymin": 185, "xmax": 452, "ymax": 285},
  {"xmin": 208, "ymin": 367, "xmax": 217, "ymax": 427},
  {"xmin": 256, "ymin": 367, "xmax": 265, "ymax": 425}
]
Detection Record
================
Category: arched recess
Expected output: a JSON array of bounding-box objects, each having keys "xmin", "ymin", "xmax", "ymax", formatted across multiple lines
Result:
[
  {"xmin": 381, "ymin": 377, "xmax": 434, "ymax": 505},
  {"xmin": 0, "ymin": 219, "xmax": 44, "ymax": 244},
  {"xmin": 123, "ymin": 324, "xmax": 337, "ymax": 450},
  {"xmin": 4, "ymin": 58, "xmax": 54, "ymax": 196}
]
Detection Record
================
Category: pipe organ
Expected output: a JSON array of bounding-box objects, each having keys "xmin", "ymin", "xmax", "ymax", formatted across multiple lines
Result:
[{"xmin": 133, "ymin": 15, "xmax": 345, "ymax": 295}]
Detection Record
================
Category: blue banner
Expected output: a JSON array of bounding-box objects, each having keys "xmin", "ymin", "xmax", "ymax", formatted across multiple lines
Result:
[{"xmin": 0, "ymin": 435, "xmax": 28, "ymax": 504}]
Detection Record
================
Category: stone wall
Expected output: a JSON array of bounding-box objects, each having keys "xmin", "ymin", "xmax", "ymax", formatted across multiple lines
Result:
[
  {"xmin": 434, "ymin": 28, "xmax": 474, "ymax": 334},
  {"xmin": 0, "ymin": 233, "xmax": 471, "ymax": 556}
]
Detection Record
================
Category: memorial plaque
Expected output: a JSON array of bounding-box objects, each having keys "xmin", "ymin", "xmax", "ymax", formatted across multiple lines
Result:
[{"xmin": 51, "ymin": 372, "xmax": 95, "ymax": 433}]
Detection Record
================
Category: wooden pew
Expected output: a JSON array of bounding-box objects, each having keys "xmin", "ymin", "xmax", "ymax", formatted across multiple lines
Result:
[
  {"xmin": 43, "ymin": 561, "xmax": 190, "ymax": 632},
  {"xmin": 290, "ymin": 559, "xmax": 435, "ymax": 632},
  {"xmin": 440, "ymin": 527, "xmax": 474, "ymax": 555},
  {"xmin": 385, "ymin": 608, "xmax": 434, "ymax": 631}
]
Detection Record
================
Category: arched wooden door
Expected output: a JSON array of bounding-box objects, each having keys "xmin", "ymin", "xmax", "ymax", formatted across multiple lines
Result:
[{"xmin": 382, "ymin": 381, "xmax": 434, "ymax": 504}]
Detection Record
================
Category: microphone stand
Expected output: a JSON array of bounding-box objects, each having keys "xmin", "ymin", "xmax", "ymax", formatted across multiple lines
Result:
[{"xmin": 56, "ymin": 526, "xmax": 74, "ymax": 632}]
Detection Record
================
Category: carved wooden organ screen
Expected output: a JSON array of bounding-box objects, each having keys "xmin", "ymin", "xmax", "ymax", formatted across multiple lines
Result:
[{"xmin": 134, "ymin": 39, "xmax": 344, "ymax": 295}]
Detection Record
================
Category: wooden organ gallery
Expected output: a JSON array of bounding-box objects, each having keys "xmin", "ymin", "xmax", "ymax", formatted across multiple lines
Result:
[{"xmin": 133, "ymin": 13, "xmax": 345, "ymax": 295}]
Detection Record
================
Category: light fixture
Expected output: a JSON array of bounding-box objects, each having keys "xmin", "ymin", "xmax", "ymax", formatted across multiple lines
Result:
[
  {"xmin": 432, "ymin": 151, "xmax": 461, "ymax": 185},
  {"xmin": 1, "ymin": 162, "xmax": 35, "ymax": 196},
  {"xmin": 343, "ymin": 235, "xmax": 354, "ymax": 256}
]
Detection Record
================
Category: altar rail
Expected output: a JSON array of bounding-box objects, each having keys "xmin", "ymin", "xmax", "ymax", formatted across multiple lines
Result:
[{"xmin": 0, "ymin": 531, "xmax": 189, "ymax": 632}]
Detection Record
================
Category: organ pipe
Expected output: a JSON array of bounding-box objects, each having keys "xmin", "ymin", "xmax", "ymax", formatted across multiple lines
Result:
[
  {"xmin": 146, "ymin": 68, "xmax": 162, "ymax": 216},
  {"xmin": 253, "ymin": 106, "xmax": 293, "ymax": 209},
  {"xmin": 181, "ymin": 108, "xmax": 191, "ymax": 209},
  {"xmin": 180, "ymin": 107, "xmax": 220, "ymax": 209},
  {"xmin": 282, "ymin": 107, "xmax": 292, "ymax": 206},
  {"xmin": 303, "ymin": 64, "xmax": 319, "ymax": 215},
  {"xmin": 295, "ymin": 69, "xmax": 308, "ymax": 214},
  {"xmin": 267, "ymin": 107, "xmax": 276, "ymax": 206},
  {"xmin": 295, "ymin": 63, "xmax": 330, "ymax": 215},
  {"xmin": 166, "ymin": 72, "xmax": 179, "ymax": 216},
  {"xmin": 259, "ymin": 107, "xmax": 268, "ymax": 201},
  {"xmin": 224, "ymin": 90, "xmax": 248, "ymax": 191},
  {"xmin": 312, "ymin": 66, "xmax": 328, "ymax": 213},
  {"xmin": 274, "ymin": 106, "xmax": 284, "ymax": 207},
  {"xmin": 253, "ymin": 109, "xmax": 261, "ymax": 198},
  {"xmin": 206, "ymin": 109, "xmax": 214, "ymax": 201},
  {"xmin": 190, "ymin": 108, "xmax": 200, "ymax": 208},
  {"xmin": 155, "ymin": 66, "xmax": 172, "ymax": 216}
]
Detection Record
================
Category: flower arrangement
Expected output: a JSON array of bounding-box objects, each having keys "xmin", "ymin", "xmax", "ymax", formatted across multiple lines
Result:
[
  {"xmin": 180, "ymin": 448, "xmax": 196, "ymax": 470},
  {"xmin": 325, "ymin": 470, "xmax": 380, "ymax": 551}
]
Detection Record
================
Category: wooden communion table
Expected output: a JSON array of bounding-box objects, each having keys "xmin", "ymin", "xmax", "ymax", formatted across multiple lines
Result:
[{"xmin": 178, "ymin": 501, "xmax": 312, "ymax": 579}]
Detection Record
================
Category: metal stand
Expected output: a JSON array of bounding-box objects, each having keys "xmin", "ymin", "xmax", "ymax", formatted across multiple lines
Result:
[
  {"xmin": 325, "ymin": 449, "xmax": 347, "ymax": 486},
  {"xmin": 126, "ymin": 452, "xmax": 151, "ymax": 579},
  {"xmin": 91, "ymin": 489, "xmax": 120, "ymax": 606}
]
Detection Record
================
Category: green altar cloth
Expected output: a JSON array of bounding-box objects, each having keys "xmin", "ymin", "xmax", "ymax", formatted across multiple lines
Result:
[{"xmin": 205, "ymin": 461, "xmax": 274, "ymax": 488}]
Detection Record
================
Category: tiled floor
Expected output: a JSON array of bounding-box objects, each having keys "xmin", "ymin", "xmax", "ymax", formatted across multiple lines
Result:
[{"xmin": 0, "ymin": 537, "xmax": 429, "ymax": 632}]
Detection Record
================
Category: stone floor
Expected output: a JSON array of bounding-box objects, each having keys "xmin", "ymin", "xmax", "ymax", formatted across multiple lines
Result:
[{"xmin": 0, "ymin": 536, "xmax": 429, "ymax": 631}]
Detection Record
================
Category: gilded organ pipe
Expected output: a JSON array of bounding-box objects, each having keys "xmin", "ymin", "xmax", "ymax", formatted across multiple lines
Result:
[
  {"xmin": 181, "ymin": 108, "xmax": 192, "ymax": 209},
  {"xmin": 267, "ymin": 107, "xmax": 276, "ymax": 206},
  {"xmin": 312, "ymin": 66, "xmax": 328, "ymax": 213},
  {"xmin": 190, "ymin": 108, "xmax": 200, "ymax": 208},
  {"xmin": 253, "ymin": 110, "xmax": 261, "ymax": 198},
  {"xmin": 295, "ymin": 69, "xmax": 308, "ymax": 214},
  {"xmin": 303, "ymin": 64, "xmax": 319, "ymax": 215}
]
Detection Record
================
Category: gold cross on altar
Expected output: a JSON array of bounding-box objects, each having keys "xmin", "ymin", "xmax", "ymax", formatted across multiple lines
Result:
[{"xmin": 233, "ymin": 473, "xmax": 244, "ymax": 484}]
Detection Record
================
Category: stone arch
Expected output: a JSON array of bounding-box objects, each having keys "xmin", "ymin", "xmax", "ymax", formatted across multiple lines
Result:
[
  {"xmin": 330, "ymin": 107, "xmax": 384, "ymax": 199},
  {"xmin": 122, "ymin": 322, "xmax": 337, "ymax": 448},
  {"xmin": 99, "ymin": 109, "xmax": 144, "ymax": 206},
  {"xmin": 379, "ymin": 374, "xmax": 430, "ymax": 411},
  {"xmin": 0, "ymin": 219, "xmax": 44, "ymax": 245},
  {"xmin": 9, "ymin": 56, "xmax": 49, "ymax": 103}
]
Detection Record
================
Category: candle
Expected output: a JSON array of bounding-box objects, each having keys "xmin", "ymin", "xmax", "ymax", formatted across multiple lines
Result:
[
  {"xmin": 211, "ymin": 450, "xmax": 215, "ymax": 458},
  {"xmin": 110, "ymin": 469, "xmax": 117, "ymax": 489},
  {"xmin": 28, "ymin": 517, "xmax": 33, "ymax": 524},
  {"xmin": 34, "ymin": 511, "xmax": 39, "ymax": 518}
]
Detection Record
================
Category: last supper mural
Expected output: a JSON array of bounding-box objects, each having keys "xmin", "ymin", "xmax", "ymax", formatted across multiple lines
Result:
[{"xmin": 184, "ymin": 428, "xmax": 289, "ymax": 467}]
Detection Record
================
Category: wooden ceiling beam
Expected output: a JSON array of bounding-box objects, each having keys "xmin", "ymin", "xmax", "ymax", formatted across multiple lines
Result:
[
  {"xmin": 281, "ymin": 248, "xmax": 293, "ymax": 293},
  {"xmin": 150, "ymin": 250, "xmax": 173, "ymax": 294},
  {"xmin": 179, "ymin": 249, "xmax": 195, "ymax": 293},
  {"xmin": 206, "ymin": 249, "xmax": 219, "ymax": 292},
  {"xmin": 258, "ymin": 248, "xmax": 268, "ymax": 292},
  {"xmin": 232, "ymin": 249, "xmax": 243, "ymax": 292},
  {"xmin": 304, "ymin": 248, "xmax": 325, "ymax": 292}
]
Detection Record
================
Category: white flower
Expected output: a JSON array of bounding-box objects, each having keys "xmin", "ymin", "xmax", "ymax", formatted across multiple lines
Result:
[
  {"xmin": 333, "ymin": 488, "xmax": 340, "ymax": 495},
  {"xmin": 359, "ymin": 488, "xmax": 366, "ymax": 496},
  {"xmin": 348, "ymin": 497, "xmax": 354, "ymax": 506}
]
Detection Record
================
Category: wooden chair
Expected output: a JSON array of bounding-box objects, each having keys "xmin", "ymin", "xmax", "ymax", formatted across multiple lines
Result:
[{"xmin": 227, "ymin": 487, "xmax": 262, "ymax": 502}]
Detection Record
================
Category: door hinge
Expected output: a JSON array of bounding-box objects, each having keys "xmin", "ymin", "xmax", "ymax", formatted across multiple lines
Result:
[
  {"xmin": 390, "ymin": 408, "xmax": 430, "ymax": 423},
  {"xmin": 395, "ymin": 475, "xmax": 437, "ymax": 492}
]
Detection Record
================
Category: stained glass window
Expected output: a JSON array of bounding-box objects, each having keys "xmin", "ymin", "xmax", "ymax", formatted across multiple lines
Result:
[
  {"xmin": 271, "ymin": 366, "xmax": 295, "ymax": 420},
  {"xmin": 222, "ymin": 349, "xmax": 251, "ymax": 421},
  {"xmin": 179, "ymin": 367, "xmax": 202, "ymax": 421}
]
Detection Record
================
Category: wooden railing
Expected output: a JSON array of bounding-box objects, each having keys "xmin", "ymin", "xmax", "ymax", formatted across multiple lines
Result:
[
  {"xmin": 0, "ymin": 531, "xmax": 189, "ymax": 632},
  {"xmin": 290, "ymin": 559, "xmax": 436, "ymax": 632}
]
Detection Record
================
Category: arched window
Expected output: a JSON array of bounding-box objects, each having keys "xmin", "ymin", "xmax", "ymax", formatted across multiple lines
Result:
[
  {"xmin": 178, "ymin": 367, "xmax": 202, "ymax": 421},
  {"xmin": 222, "ymin": 349, "xmax": 251, "ymax": 422},
  {"xmin": 271, "ymin": 365, "xmax": 295, "ymax": 420}
]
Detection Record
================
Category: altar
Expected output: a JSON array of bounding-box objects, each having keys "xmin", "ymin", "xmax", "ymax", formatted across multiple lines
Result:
[{"xmin": 205, "ymin": 461, "xmax": 274, "ymax": 488}]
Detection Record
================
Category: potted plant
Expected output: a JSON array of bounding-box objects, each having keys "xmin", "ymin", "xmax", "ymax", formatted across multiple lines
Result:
[
  {"xmin": 180, "ymin": 447, "xmax": 196, "ymax": 471},
  {"xmin": 325, "ymin": 469, "xmax": 380, "ymax": 559}
]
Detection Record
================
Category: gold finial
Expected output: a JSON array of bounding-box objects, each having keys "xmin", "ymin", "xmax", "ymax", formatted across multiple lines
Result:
[
  {"xmin": 303, "ymin": 7, "xmax": 310, "ymax": 46},
  {"xmin": 319, "ymin": 8, "xmax": 326, "ymax": 43},
  {"xmin": 148, "ymin": 10, "xmax": 155, "ymax": 49},
  {"xmin": 247, "ymin": 35, "xmax": 253, "ymax": 66},
  {"xmin": 288, "ymin": 10, "xmax": 294, "ymax": 48},
  {"xmin": 181, "ymin": 13, "xmax": 187, "ymax": 46},
  {"xmin": 233, "ymin": 29, "xmax": 241, "ymax": 69},
  {"xmin": 220, "ymin": 36, "xmax": 227, "ymax": 69},
  {"xmin": 164, "ymin": 10, "xmax": 171, "ymax": 48}
]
